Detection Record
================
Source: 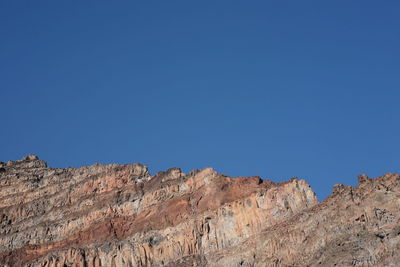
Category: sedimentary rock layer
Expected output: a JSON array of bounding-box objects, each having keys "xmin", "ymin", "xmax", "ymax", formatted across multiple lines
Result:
[{"xmin": 0, "ymin": 155, "xmax": 399, "ymax": 266}]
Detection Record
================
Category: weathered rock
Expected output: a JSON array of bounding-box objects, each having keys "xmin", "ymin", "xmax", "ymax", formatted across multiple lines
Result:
[{"xmin": 0, "ymin": 155, "xmax": 399, "ymax": 266}]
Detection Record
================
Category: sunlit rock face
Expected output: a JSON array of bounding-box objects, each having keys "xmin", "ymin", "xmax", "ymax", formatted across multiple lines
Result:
[{"xmin": 0, "ymin": 156, "xmax": 399, "ymax": 266}]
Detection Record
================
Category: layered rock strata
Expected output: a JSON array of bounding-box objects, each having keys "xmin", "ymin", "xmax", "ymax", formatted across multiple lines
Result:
[{"xmin": 0, "ymin": 155, "xmax": 399, "ymax": 266}]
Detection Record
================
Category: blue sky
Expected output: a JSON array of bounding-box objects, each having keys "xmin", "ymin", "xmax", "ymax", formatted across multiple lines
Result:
[{"xmin": 1, "ymin": 1, "xmax": 399, "ymax": 199}]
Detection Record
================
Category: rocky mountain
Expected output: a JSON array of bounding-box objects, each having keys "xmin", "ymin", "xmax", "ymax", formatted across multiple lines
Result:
[{"xmin": 0, "ymin": 155, "xmax": 399, "ymax": 266}]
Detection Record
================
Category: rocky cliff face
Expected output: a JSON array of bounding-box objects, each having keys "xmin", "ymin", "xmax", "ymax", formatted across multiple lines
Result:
[{"xmin": 0, "ymin": 155, "xmax": 399, "ymax": 266}]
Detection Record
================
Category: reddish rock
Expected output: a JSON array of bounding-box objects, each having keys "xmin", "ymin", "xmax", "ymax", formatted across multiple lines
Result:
[{"xmin": 0, "ymin": 155, "xmax": 399, "ymax": 266}]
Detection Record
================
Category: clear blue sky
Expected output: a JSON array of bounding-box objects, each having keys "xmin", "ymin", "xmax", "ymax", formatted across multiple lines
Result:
[{"xmin": 1, "ymin": 1, "xmax": 399, "ymax": 199}]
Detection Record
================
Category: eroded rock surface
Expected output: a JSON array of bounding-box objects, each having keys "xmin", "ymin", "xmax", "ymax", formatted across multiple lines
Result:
[{"xmin": 0, "ymin": 155, "xmax": 399, "ymax": 266}]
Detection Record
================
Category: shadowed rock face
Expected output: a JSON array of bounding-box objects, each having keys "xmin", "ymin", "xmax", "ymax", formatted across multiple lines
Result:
[{"xmin": 0, "ymin": 156, "xmax": 398, "ymax": 266}]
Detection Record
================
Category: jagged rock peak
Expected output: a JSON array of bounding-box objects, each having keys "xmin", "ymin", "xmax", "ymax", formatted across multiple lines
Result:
[
  {"xmin": 21, "ymin": 154, "xmax": 40, "ymax": 161},
  {"xmin": 2, "ymin": 154, "xmax": 48, "ymax": 169}
]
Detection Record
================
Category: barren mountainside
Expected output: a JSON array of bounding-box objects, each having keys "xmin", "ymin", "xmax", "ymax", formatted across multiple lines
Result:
[{"xmin": 0, "ymin": 155, "xmax": 399, "ymax": 266}]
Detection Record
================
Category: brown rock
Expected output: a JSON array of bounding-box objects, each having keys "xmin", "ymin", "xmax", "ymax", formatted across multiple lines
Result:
[{"xmin": 0, "ymin": 155, "xmax": 399, "ymax": 266}]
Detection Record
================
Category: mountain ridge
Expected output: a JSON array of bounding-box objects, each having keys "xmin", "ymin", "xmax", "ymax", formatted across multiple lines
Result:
[{"xmin": 0, "ymin": 155, "xmax": 399, "ymax": 266}]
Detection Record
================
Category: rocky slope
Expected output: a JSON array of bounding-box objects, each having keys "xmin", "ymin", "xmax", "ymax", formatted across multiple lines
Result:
[{"xmin": 0, "ymin": 155, "xmax": 399, "ymax": 266}]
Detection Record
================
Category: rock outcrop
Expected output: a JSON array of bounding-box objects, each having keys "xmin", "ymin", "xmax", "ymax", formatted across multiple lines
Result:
[{"xmin": 0, "ymin": 155, "xmax": 399, "ymax": 266}]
